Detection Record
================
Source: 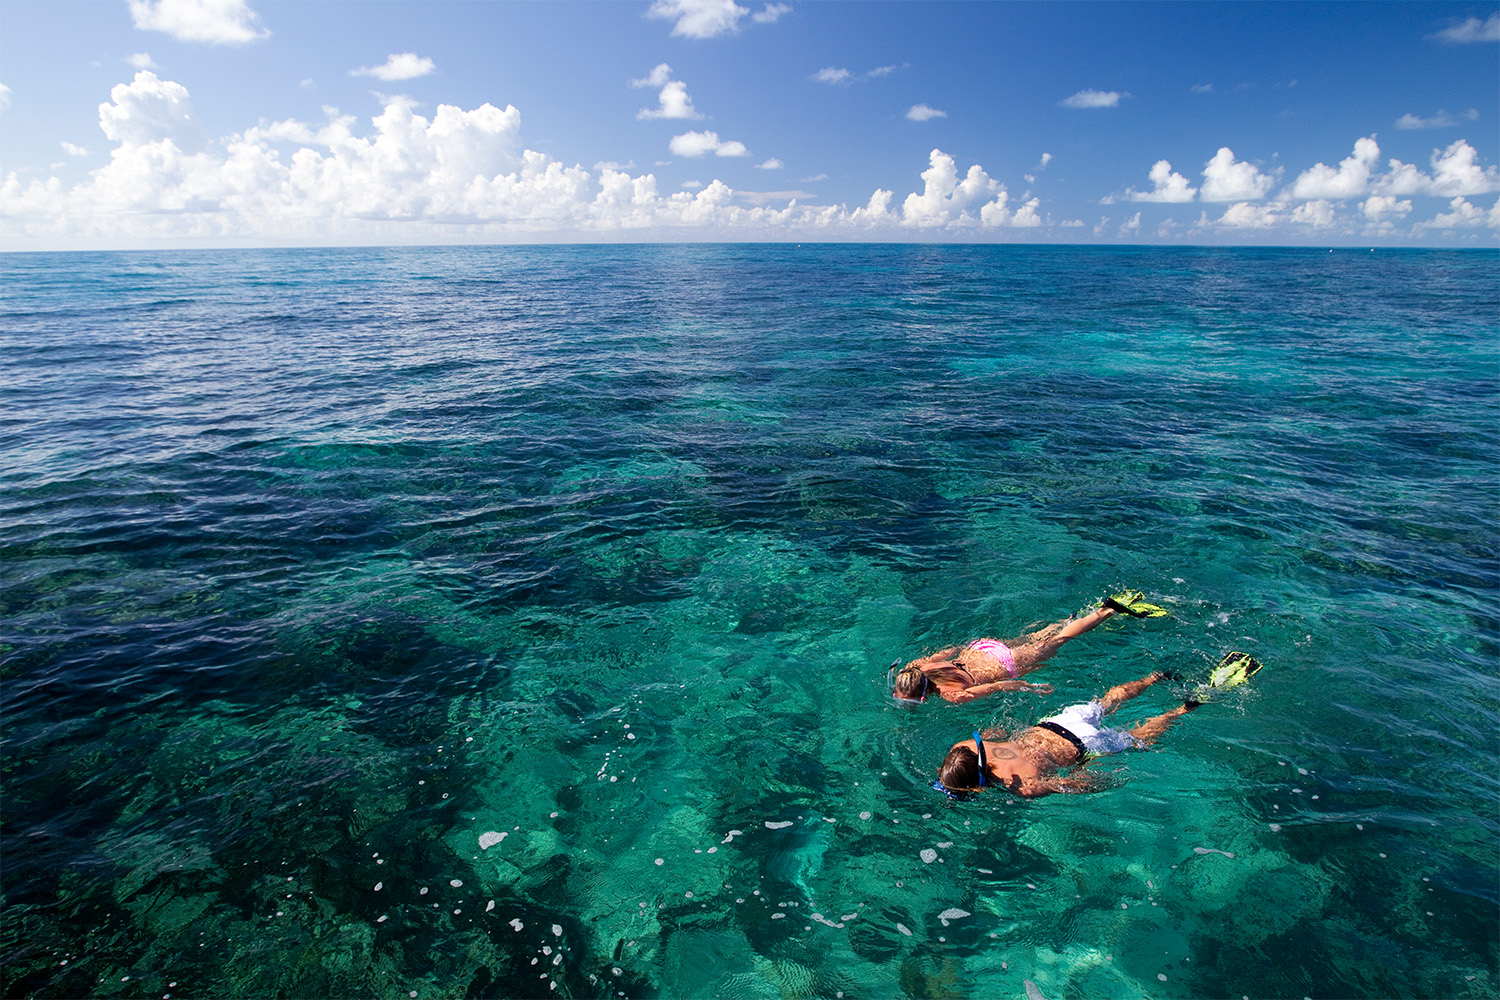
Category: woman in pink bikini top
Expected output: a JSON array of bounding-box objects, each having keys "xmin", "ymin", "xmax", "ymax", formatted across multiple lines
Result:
[{"xmin": 891, "ymin": 591, "xmax": 1167, "ymax": 705}]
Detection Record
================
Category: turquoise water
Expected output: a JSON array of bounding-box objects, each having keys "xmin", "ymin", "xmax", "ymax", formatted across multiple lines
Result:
[{"xmin": 2, "ymin": 244, "xmax": 1496, "ymax": 999}]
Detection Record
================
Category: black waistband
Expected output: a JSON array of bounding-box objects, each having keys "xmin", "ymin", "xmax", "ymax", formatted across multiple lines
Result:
[{"xmin": 1035, "ymin": 720, "xmax": 1088, "ymax": 764}]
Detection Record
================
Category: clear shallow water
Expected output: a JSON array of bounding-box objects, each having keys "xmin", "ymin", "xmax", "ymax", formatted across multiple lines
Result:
[{"xmin": 1, "ymin": 244, "xmax": 1496, "ymax": 1000}]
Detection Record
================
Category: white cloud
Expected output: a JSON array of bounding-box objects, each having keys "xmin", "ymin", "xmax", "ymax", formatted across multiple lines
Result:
[
  {"xmin": 16, "ymin": 74, "xmax": 1499, "ymax": 248},
  {"xmin": 127, "ymin": 0, "xmax": 268, "ymax": 45},
  {"xmin": 752, "ymin": 3, "xmax": 791, "ymax": 24},
  {"xmin": 1289, "ymin": 136, "xmax": 1379, "ymax": 199},
  {"xmin": 1061, "ymin": 89, "xmax": 1122, "ymax": 109},
  {"xmin": 0, "ymin": 83, "xmax": 10, "ymax": 115},
  {"xmin": 669, "ymin": 130, "xmax": 748, "ymax": 157},
  {"xmin": 1200, "ymin": 147, "xmax": 1276, "ymax": 201},
  {"xmin": 1427, "ymin": 139, "xmax": 1500, "ymax": 195},
  {"xmin": 906, "ymin": 103, "xmax": 946, "ymax": 122},
  {"xmin": 1037, "ymin": 152, "xmax": 1053, "ymax": 170},
  {"xmin": 128, "ymin": 53, "xmax": 158, "ymax": 70},
  {"xmin": 61, "ymin": 141, "xmax": 89, "ymax": 156},
  {"xmin": 647, "ymin": 0, "xmax": 749, "ymax": 39},
  {"xmin": 98, "ymin": 71, "xmax": 203, "ymax": 150},
  {"xmin": 902, "ymin": 148, "xmax": 1001, "ymax": 226},
  {"xmin": 638, "ymin": 79, "xmax": 701, "ymax": 120},
  {"xmin": 814, "ymin": 64, "xmax": 898, "ymax": 85},
  {"xmin": 1396, "ymin": 108, "xmax": 1479, "ymax": 130},
  {"xmin": 630, "ymin": 64, "xmax": 673, "ymax": 89},
  {"xmin": 1219, "ymin": 202, "xmax": 1282, "ymax": 227},
  {"xmin": 1127, "ymin": 159, "xmax": 1197, "ymax": 202},
  {"xmin": 1419, "ymin": 196, "xmax": 1500, "ymax": 229},
  {"xmin": 1430, "ymin": 13, "xmax": 1500, "ymax": 44},
  {"xmin": 1379, "ymin": 140, "xmax": 1500, "ymax": 197},
  {"xmin": 1290, "ymin": 199, "xmax": 1335, "ymax": 226},
  {"xmin": 352, "ymin": 53, "xmax": 436, "ymax": 82},
  {"xmin": 1191, "ymin": 83, "xmax": 1213, "ymax": 94},
  {"xmin": 1361, "ymin": 194, "xmax": 1411, "ymax": 221}
]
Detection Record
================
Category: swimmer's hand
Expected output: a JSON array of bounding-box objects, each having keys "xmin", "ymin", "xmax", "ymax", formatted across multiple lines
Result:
[{"xmin": 1021, "ymin": 681, "xmax": 1053, "ymax": 695}]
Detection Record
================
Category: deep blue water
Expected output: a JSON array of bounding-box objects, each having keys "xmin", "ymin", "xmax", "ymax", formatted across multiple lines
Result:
[{"xmin": 1, "ymin": 244, "xmax": 1496, "ymax": 999}]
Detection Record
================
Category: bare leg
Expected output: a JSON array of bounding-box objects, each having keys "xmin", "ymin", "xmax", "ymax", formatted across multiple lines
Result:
[
  {"xmin": 1097, "ymin": 670, "xmax": 1171, "ymax": 714},
  {"xmin": 1127, "ymin": 702, "xmax": 1198, "ymax": 746},
  {"xmin": 1009, "ymin": 606, "xmax": 1119, "ymax": 674}
]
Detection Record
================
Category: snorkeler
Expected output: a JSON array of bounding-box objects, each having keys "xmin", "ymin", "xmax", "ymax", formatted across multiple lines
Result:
[
  {"xmin": 933, "ymin": 652, "xmax": 1263, "ymax": 800},
  {"xmin": 891, "ymin": 591, "xmax": 1168, "ymax": 706}
]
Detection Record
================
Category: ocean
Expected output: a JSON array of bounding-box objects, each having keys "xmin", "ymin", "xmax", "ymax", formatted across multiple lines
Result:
[{"xmin": 2, "ymin": 244, "xmax": 1496, "ymax": 999}]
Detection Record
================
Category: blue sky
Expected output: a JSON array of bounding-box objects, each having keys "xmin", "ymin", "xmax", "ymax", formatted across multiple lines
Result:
[{"xmin": 1, "ymin": 0, "xmax": 1497, "ymax": 248}]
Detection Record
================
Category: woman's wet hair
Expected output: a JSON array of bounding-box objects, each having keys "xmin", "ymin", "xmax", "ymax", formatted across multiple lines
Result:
[
  {"xmin": 939, "ymin": 744, "xmax": 983, "ymax": 791},
  {"xmin": 893, "ymin": 666, "xmax": 930, "ymax": 701}
]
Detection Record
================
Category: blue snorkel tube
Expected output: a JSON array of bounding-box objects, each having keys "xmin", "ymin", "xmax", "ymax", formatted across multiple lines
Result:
[{"xmin": 932, "ymin": 731, "xmax": 988, "ymax": 801}]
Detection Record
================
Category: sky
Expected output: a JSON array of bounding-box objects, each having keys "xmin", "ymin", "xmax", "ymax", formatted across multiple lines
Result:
[{"xmin": 1, "ymin": 0, "xmax": 1498, "ymax": 249}]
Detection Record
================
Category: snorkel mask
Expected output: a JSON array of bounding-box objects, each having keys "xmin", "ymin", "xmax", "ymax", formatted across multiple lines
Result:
[
  {"xmin": 889, "ymin": 659, "xmax": 930, "ymax": 707},
  {"xmin": 931, "ymin": 732, "xmax": 988, "ymax": 801}
]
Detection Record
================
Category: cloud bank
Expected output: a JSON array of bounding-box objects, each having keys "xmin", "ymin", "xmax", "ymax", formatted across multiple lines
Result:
[
  {"xmin": 2, "ymin": 74, "xmax": 1496, "ymax": 246},
  {"xmin": 1121, "ymin": 136, "xmax": 1500, "ymax": 232}
]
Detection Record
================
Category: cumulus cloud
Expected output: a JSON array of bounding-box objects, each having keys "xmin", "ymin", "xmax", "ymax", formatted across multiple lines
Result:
[
  {"xmin": 352, "ymin": 53, "xmax": 436, "ymax": 82},
  {"xmin": 755, "ymin": 158, "xmax": 783, "ymax": 170},
  {"xmin": 1290, "ymin": 199, "xmax": 1335, "ymax": 226},
  {"xmin": 1361, "ymin": 194, "xmax": 1411, "ymax": 221},
  {"xmin": 1429, "ymin": 13, "xmax": 1500, "ymax": 44},
  {"xmin": 1380, "ymin": 139, "xmax": 1500, "ymax": 197},
  {"xmin": 894, "ymin": 148, "xmax": 1028, "ymax": 228},
  {"xmin": 98, "ymin": 70, "xmax": 203, "ymax": 150},
  {"xmin": 631, "ymin": 64, "xmax": 673, "ymax": 89},
  {"xmin": 647, "ymin": 0, "xmax": 750, "ymax": 38},
  {"xmin": 813, "ymin": 67, "xmax": 852, "ymax": 85},
  {"xmin": 669, "ymin": 130, "xmax": 748, "ymax": 157},
  {"xmin": 0, "ymin": 92, "xmax": 1000, "ymax": 241},
  {"xmin": 127, "ymin": 0, "xmax": 268, "ymax": 45},
  {"xmin": 1219, "ymin": 202, "xmax": 1282, "ymax": 227},
  {"xmin": 1396, "ymin": 108, "xmax": 1479, "ymax": 130},
  {"xmin": 1126, "ymin": 159, "xmax": 1197, "ymax": 202},
  {"xmin": 1289, "ymin": 136, "xmax": 1379, "ymax": 199},
  {"xmin": 1061, "ymin": 89, "xmax": 1122, "ymax": 109},
  {"xmin": 632, "ymin": 65, "xmax": 702, "ymax": 120},
  {"xmin": 12, "ymin": 73, "xmax": 1498, "ymax": 247},
  {"xmin": 906, "ymin": 104, "xmax": 946, "ymax": 122},
  {"xmin": 128, "ymin": 53, "xmax": 158, "ymax": 70},
  {"xmin": 1419, "ymin": 196, "xmax": 1500, "ymax": 229},
  {"xmin": 61, "ymin": 141, "xmax": 89, "ymax": 156},
  {"xmin": 1200, "ymin": 147, "xmax": 1276, "ymax": 201},
  {"xmin": 0, "ymin": 83, "xmax": 10, "ymax": 115}
]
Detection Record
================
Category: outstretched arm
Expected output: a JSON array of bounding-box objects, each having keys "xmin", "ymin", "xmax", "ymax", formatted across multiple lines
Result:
[
  {"xmin": 944, "ymin": 679, "xmax": 1053, "ymax": 702},
  {"xmin": 1036, "ymin": 773, "xmax": 1099, "ymax": 795}
]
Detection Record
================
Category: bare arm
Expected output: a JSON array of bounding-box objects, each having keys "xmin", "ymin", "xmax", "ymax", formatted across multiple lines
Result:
[
  {"xmin": 1036, "ymin": 773, "xmax": 1099, "ymax": 795},
  {"xmin": 944, "ymin": 679, "xmax": 1053, "ymax": 702}
]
